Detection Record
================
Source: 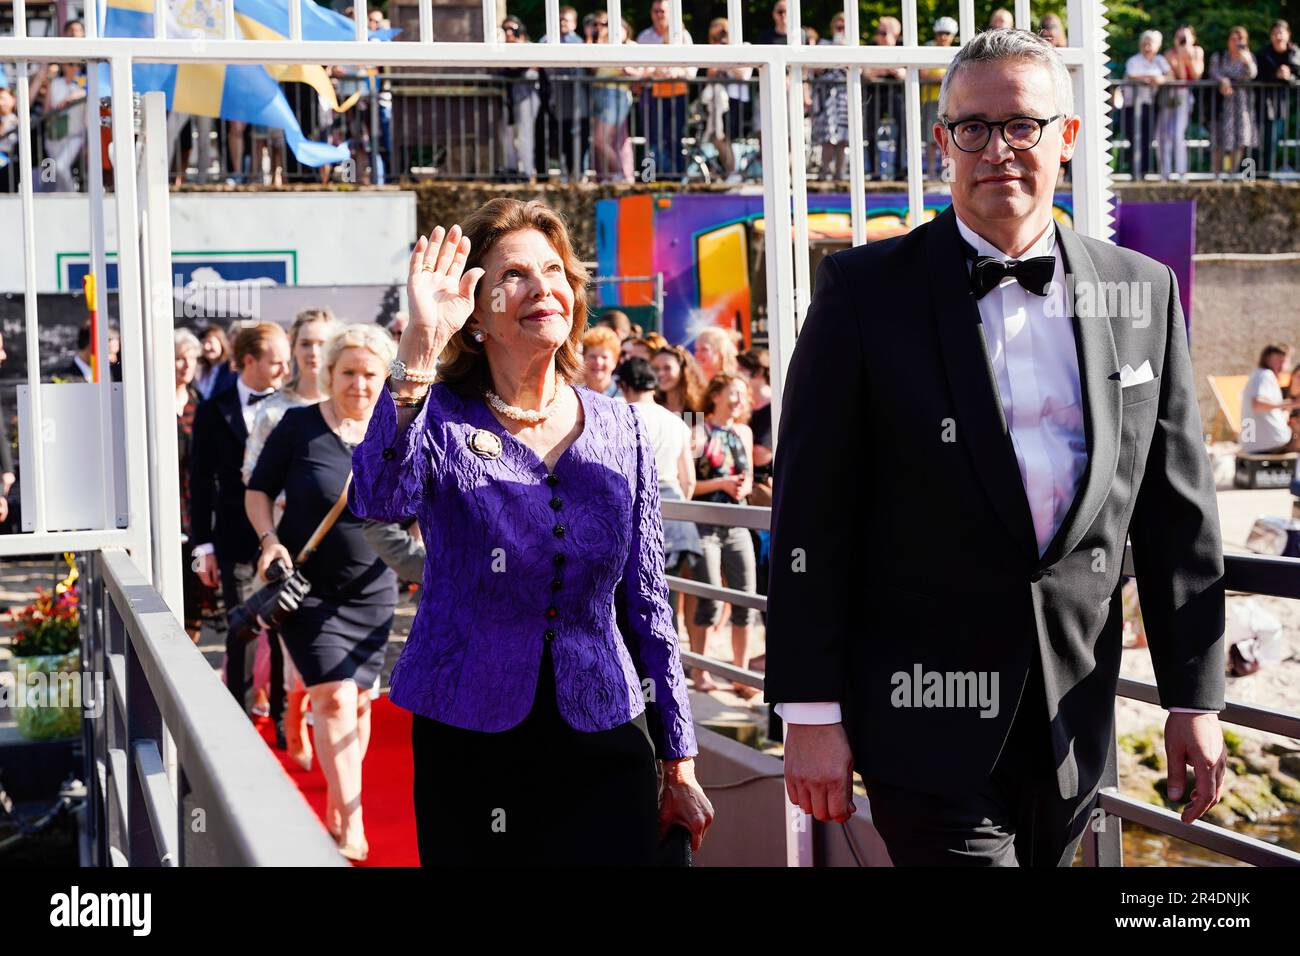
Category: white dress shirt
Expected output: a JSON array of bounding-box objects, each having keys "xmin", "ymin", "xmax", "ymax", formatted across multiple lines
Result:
[
  {"xmin": 776, "ymin": 215, "xmax": 1211, "ymax": 724},
  {"xmin": 235, "ymin": 378, "xmax": 275, "ymax": 434}
]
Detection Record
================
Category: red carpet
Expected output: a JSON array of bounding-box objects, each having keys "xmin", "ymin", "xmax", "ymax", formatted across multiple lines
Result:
[{"xmin": 255, "ymin": 694, "xmax": 419, "ymax": 867}]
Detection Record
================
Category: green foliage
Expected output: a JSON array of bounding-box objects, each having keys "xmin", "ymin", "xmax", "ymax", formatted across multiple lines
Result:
[
  {"xmin": 1105, "ymin": 2, "xmax": 1286, "ymax": 69},
  {"xmin": 1222, "ymin": 725, "xmax": 1246, "ymax": 756}
]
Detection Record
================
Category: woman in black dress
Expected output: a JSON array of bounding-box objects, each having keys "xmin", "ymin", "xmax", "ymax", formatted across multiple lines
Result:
[{"xmin": 245, "ymin": 323, "xmax": 398, "ymax": 862}]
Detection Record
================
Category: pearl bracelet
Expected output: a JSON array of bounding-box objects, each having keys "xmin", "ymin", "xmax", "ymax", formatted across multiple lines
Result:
[{"xmin": 389, "ymin": 358, "xmax": 437, "ymax": 385}]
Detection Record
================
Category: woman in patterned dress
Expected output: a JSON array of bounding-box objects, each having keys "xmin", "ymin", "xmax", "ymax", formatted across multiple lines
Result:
[{"xmin": 1209, "ymin": 26, "xmax": 1259, "ymax": 177}]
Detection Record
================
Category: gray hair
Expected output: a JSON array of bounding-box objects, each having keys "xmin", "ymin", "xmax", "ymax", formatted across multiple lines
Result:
[
  {"xmin": 938, "ymin": 28, "xmax": 1075, "ymax": 122},
  {"xmin": 174, "ymin": 327, "xmax": 202, "ymax": 356},
  {"xmin": 319, "ymin": 322, "xmax": 398, "ymax": 394},
  {"xmin": 1139, "ymin": 30, "xmax": 1162, "ymax": 49}
]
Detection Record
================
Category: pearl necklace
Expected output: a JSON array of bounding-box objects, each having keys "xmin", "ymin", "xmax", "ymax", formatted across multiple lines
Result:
[{"xmin": 485, "ymin": 378, "xmax": 564, "ymax": 425}]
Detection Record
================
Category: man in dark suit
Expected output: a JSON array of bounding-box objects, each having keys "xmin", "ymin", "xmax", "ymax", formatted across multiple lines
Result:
[
  {"xmin": 189, "ymin": 322, "xmax": 290, "ymax": 716},
  {"xmin": 766, "ymin": 29, "xmax": 1227, "ymax": 866},
  {"xmin": 49, "ymin": 319, "xmax": 123, "ymax": 383}
]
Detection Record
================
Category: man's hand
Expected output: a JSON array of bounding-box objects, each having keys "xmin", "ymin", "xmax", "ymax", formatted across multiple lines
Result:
[
  {"xmin": 784, "ymin": 722, "xmax": 856, "ymax": 823},
  {"xmin": 195, "ymin": 551, "xmax": 220, "ymax": 590},
  {"xmin": 1164, "ymin": 712, "xmax": 1226, "ymax": 824}
]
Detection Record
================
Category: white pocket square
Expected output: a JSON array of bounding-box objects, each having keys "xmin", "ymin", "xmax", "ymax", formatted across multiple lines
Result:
[{"xmin": 1117, "ymin": 360, "xmax": 1154, "ymax": 387}]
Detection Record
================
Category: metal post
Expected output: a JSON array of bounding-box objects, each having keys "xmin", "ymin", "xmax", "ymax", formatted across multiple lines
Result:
[
  {"xmin": 14, "ymin": 0, "xmax": 50, "ymax": 535},
  {"xmin": 126, "ymin": 613, "xmax": 165, "ymax": 865},
  {"xmin": 845, "ymin": 3, "xmax": 865, "ymax": 247},
  {"xmin": 1081, "ymin": 732, "xmax": 1123, "ymax": 865},
  {"xmin": 108, "ymin": 60, "xmax": 155, "ymax": 563},
  {"xmin": 1067, "ymin": 0, "xmax": 1116, "ymax": 241},
  {"xmin": 86, "ymin": 63, "xmax": 118, "ymax": 534},
  {"xmin": 545, "ymin": 0, "xmax": 559, "ymax": 44},
  {"xmin": 418, "ymin": 0, "xmax": 431, "ymax": 44},
  {"xmin": 958, "ymin": 0, "xmax": 976, "ymax": 45},
  {"xmin": 901, "ymin": 0, "xmax": 925, "ymax": 231},
  {"xmin": 787, "ymin": 1, "xmax": 811, "ymax": 335},
  {"xmin": 353, "ymin": 0, "xmax": 368, "ymax": 44},
  {"xmin": 757, "ymin": 61, "xmax": 795, "ymax": 507},
  {"xmin": 138, "ymin": 92, "xmax": 184, "ymax": 794}
]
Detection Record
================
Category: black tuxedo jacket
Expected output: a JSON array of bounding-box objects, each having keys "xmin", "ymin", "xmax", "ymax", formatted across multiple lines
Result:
[
  {"xmin": 188, "ymin": 383, "xmax": 257, "ymax": 565},
  {"xmin": 48, "ymin": 358, "xmax": 122, "ymax": 383},
  {"xmin": 765, "ymin": 206, "xmax": 1225, "ymax": 803}
]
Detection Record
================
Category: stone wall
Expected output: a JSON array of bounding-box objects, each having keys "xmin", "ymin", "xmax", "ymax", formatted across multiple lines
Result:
[
  {"xmin": 1190, "ymin": 256, "xmax": 1300, "ymax": 437},
  {"xmin": 1114, "ymin": 182, "xmax": 1300, "ymax": 255}
]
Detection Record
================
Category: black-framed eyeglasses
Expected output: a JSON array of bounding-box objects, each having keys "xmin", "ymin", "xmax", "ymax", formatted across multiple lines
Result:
[{"xmin": 942, "ymin": 114, "xmax": 1064, "ymax": 151}]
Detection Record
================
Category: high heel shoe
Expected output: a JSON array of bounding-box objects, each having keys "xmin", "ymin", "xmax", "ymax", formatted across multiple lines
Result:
[
  {"xmin": 335, "ymin": 825, "xmax": 368, "ymax": 862},
  {"xmin": 336, "ymin": 838, "xmax": 369, "ymax": 863},
  {"xmin": 290, "ymin": 748, "xmax": 313, "ymax": 773}
]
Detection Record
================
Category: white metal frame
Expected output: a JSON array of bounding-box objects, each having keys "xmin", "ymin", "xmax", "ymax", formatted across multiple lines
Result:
[{"xmin": 1, "ymin": 0, "xmax": 1114, "ymax": 868}]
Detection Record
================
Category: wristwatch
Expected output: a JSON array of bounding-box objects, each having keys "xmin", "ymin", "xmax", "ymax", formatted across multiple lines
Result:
[{"xmin": 388, "ymin": 359, "xmax": 436, "ymax": 385}]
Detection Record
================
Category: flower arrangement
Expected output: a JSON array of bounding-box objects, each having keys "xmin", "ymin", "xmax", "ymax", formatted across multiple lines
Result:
[
  {"xmin": 9, "ymin": 586, "xmax": 80, "ymax": 658},
  {"xmin": 6, "ymin": 562, "xmax": 84, "ymax": 739}
]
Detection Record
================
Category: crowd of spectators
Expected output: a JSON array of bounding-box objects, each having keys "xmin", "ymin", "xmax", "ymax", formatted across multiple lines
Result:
[{"xmin": 3, "ymin": 10, "xmax": 1297, "ymax": 187}]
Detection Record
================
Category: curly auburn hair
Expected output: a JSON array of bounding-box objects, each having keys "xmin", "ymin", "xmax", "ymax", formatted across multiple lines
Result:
[{"xmin": 436, "ymin": 199, "xmax": 590, "ymax": 397}]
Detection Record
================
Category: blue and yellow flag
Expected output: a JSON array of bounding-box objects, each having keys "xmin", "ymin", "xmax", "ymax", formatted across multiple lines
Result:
[{"xmin": 101, "ymin": 0, "xmax": 388, "ymax": 167}]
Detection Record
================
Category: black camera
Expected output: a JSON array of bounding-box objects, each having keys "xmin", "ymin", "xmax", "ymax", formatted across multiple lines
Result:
[{"xmin": 226, "ymin": 559, "xmax": 312, "ymax": 646}]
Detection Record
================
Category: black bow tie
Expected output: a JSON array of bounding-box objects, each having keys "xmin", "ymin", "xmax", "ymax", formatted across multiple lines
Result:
[
  {"xmin": 960, "ymin": 235, "xmax": 1056, "ymax": 299},
  {"xmin": 246, "ymin": 391, "xmax": 272, "ymax": 406},
  {"xmin": 969, "ymin": 255, "xmax": 1056, "ymax": 299}
]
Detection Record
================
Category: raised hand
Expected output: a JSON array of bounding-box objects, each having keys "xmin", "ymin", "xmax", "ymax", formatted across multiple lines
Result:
[{"xmin": 406, "ymin": 224, "xmax": 486, "ymax": 356}]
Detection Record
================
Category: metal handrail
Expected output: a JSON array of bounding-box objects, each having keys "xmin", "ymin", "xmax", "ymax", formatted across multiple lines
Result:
[
  {"xmin": 670, "ymin": 499, "xmax": 1300, "ymax": 866},
  {"xmin": 1096, "ymin": 791, "xmax": 1300, "ymax": 866},
  {"xmin": 1084, "ymin": 543, "xmax": 1300, "ymax": 866},
  {"xmin": 81, "ymin": 547, "xmax": 345, "ymax": 867}
]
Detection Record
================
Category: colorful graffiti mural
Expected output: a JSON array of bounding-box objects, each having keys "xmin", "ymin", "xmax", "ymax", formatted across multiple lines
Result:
[{"xmin": 594, "ymin": 193, "xmax": 1194, "ymax": 348}]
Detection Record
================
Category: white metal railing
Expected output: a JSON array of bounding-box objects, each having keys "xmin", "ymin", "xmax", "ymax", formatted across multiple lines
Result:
[
  {"xmin": 81, "ymin": 548, "xmax": 344, "ymax": 865},
  {"xmin": 0, "ymin": 0, "xmax": 1118, "ymax": 869},
  {"xmin": 0, "ymin": 0, "xmax": 1118, "ymax": 454}
]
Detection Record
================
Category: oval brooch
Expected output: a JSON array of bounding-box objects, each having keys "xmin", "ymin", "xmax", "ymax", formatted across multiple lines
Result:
[{"xmin": 467, "ymin": 428, "xmax": 503, "ymax": 460}]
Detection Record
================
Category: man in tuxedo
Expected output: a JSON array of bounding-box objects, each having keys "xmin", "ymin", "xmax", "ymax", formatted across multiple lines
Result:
[
  {"xmin": 50, "ymin": 319, "xmax": 122, "ymax": 383},
  {"xmin": 766, "ymin": 29, "xmax": 1227, "ymax": 866},
  {"xmin": 189, "ymin": 322, "xmax": 290, "ymax": 716}
]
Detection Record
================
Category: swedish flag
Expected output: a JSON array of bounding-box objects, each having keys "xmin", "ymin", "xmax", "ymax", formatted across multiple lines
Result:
[{"xmin": 102, "ymin": 0, "xmax": 387, "ymax": 168}]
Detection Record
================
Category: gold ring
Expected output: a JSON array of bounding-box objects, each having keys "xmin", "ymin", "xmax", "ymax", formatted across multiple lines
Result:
[{"xmin": 420, "ymin": 262, "xmax": 436, "ymax": 273}]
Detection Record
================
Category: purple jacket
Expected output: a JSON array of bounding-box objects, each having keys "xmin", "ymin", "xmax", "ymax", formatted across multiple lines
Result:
[{"xmin": 350, "ymin": 382, "xmax": 697, "ymax": 759}]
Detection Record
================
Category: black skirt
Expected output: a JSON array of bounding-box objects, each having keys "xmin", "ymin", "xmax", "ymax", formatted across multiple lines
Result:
[
  {"xmin": 278, "ymin": 591, "xmax": 393, "ymax": 690},
  {"xmin": 410, "ymin": 643, "xmax": 660, "ymax": 866}
]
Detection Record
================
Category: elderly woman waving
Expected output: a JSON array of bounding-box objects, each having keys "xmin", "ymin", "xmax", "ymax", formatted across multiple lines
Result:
[{"xmin": 350, "ymin": 199, "xmax": 713, "ymax": 866}]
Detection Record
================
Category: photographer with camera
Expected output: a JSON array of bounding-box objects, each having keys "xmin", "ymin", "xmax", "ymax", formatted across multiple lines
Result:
[{"xmin": 244, "ymin": 323, "xmax": 399, "ymax": 863}]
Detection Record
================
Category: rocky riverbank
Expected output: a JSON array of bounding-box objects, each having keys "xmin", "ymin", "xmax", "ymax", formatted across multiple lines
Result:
[{"xmin": 1117, "ymin": 592, "xmax": 1300, "ymax": 837}]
